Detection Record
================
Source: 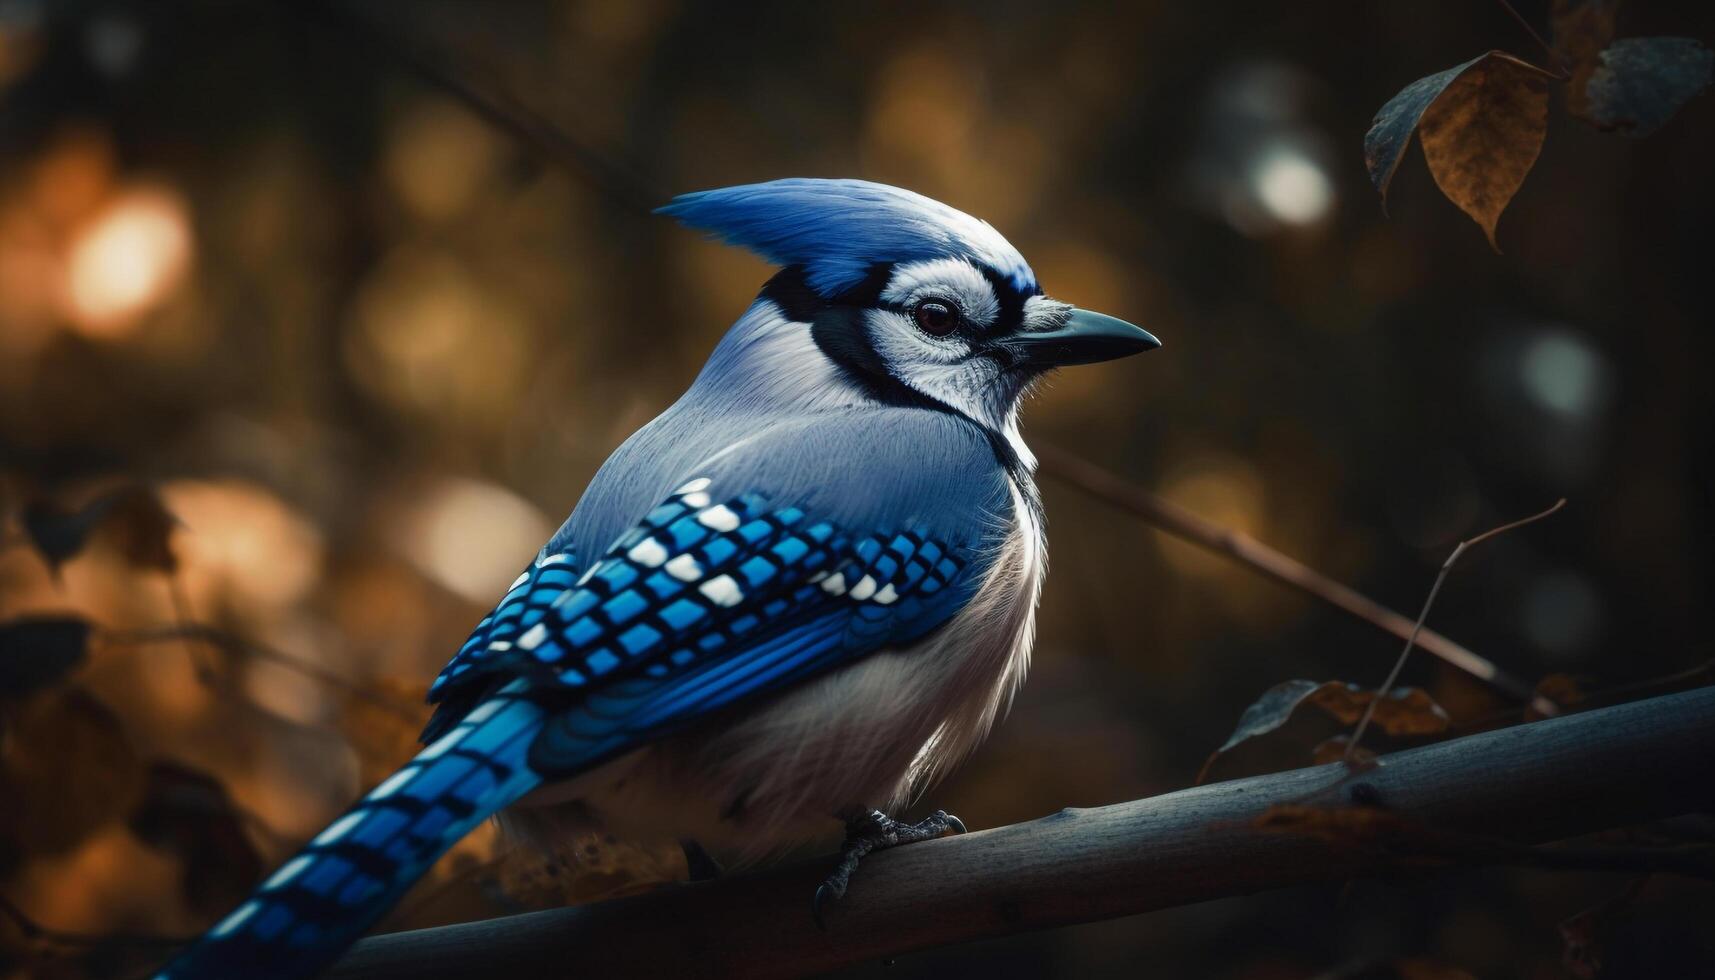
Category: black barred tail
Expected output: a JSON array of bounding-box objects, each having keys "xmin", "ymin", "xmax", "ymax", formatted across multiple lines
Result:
[{"xmin": 154, "ymin": 682, "xmax": 545, "ymax": 980}]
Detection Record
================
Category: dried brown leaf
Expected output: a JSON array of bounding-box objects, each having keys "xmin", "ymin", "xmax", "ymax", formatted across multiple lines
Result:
[
  {"xmin": 1311, "ymin": 734, "xmax": 1377, "ymax": 768},
  {"xmin": 1212, "ymin": 679, "xmax": 1321, "ymax": 755},
  {"xmin": 128, "ymin": 761, "xmax": 265, "ymax": 918},
  {"xmin": 1306, "ymin": 683, "xmax": 1451, "ymax": 736},
  {"xmin": 0, "ymin": 687, "xmax": 143, "ymax": 855},
  {"xmin": 1365, "ymin": 54, "xmax": 1488, "ymax": 210},
  {"xmin": 0, "ymin": 616, "xmax": 91, "ymax": 702},
  {"xmin": 1576, "ymin": 37, "xmax": 1714, "ymax": 137},
  {"xmin": 1553, "ymin": 0, "xmax": 1620, "ymax": 117},
  {"xmin": 1418, "ymin": 52, "xmax": 1554, "ymax": 250},
  {"xmin": 1199, "ymin": 679, "xmax": 1448, "ymax": 783},
  {"xmin": 22, "ymin": 485, "xmax": 179, "ymax": 576},
  {"xmin": 100, "ymin": 486, "xmax": 180, "ymax": 574}
]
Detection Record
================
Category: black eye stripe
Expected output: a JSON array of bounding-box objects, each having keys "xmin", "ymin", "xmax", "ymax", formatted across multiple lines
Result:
[{"xmin": 761, "ymin": 260, "xmax": 1036, "ymax": 334}]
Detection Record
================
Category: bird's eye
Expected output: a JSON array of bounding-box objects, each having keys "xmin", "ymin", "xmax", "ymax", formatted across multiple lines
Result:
[{"xmin": 912, "ymin": 299, "xmax": 960, "ymax": 337}]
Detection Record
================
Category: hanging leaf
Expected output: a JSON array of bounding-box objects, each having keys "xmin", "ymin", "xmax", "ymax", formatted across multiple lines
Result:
[
  {"xmin": 128, "ymin": 761, "xmax": 265, "ymax": 919},
  {"xmin": 1366, "ymin": 54, "xmax": 1486, "ymax": 209},
  {"xmin": 22, "ymin": 497, "xmax": 106, "ymax": 574},
  {"xmin": 1199, "ymin": 679, "xmax": 1450, "ymax": 783},
  {"xmin": 1418, "ymin": 53, "xmax": 1554, "ymax": 250},
  {"xmin": 1304, "ymin": 683, "xmax": 1452, "ymax": 736},
  {"xmin": 0, "ymin": 616, "xmax": 92, "ymax": 702},
  {"xmin": 1311, "ymin": 734, "xmax": 1377, "ymax": 767},
  {"xmin": 0, "ymin": 687, "xmax": 143, "ymax": 855},
  {"xmin": 1552, "ymin": 0, "xmax": 1620, "ymax": 119},
  {"xmin": 22, "ymin": 485, "xmax": 180, "ymax": 576},
  {"xmin": 1365, "ymin": 51, "xmax": 1555, "ymax": 249},
  {"xmin": 1196, "ymin": 678, "xmax": 1319, "ymax": 783},
  {"xmin": 1575, "ymin": 38, "xmax": 1714, "ymax": 137},
  {"xmin": 101, "ymin": 486, "xmax": 181, "ymax": 574}
]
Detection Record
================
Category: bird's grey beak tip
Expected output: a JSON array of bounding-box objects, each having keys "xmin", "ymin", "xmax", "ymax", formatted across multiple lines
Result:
[{"xmin": 1007, "ymin": 307, "xmax": 1161, "ymax": 367}]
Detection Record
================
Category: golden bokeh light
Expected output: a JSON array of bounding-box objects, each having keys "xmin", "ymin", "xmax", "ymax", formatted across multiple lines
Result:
[
  {"xmin": 63, "ymin": 186, "xmax": 194, "ymax": 337},
  {"xmin": 345, "ymin": 244, "xmax": 535, "ymax": 430},
  {"xmin": 1153, "ymin": 453, "xmax": 1268, "ymax": 580},
  {"xmin": 383, "ymin": 98, "xmax": 504, "ymax": 222},
  {"xmin": 161, "ymin": 478, "xmax": 326, "ymax": 618},
  {"xmin": 388, "ymin": 476, "xmax": 554, "ymax": 604}
]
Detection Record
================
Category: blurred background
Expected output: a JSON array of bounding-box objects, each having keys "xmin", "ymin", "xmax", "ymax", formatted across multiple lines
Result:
[{"xmin": 1, "ymin": 1, "xmax": 1711, "ymax": 977}]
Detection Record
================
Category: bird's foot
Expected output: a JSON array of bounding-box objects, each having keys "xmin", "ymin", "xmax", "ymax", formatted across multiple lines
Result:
[{"xmin": 812, "ymin": 809, "xmax": 965, "ymax": 928}]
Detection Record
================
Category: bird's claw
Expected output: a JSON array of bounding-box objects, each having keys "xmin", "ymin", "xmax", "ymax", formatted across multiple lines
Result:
[
  {"xmin": 812, "ymin": 882, "xmax": 837, "ymax": 931},
  {"xmin": 811, "ymin": 808, "xmax": 966, "ymax": 930}
]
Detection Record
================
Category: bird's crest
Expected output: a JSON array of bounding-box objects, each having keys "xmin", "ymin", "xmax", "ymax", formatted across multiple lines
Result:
[{"xmin": 658, "ymin": 178, "xmax": 1038, "ymax": 296}]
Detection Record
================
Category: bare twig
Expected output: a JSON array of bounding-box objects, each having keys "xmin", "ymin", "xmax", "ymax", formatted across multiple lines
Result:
[
  {"xmin": 102, "ymin": 623, "xmax": 423, "ymax": 723},
  {"xmin": 1454, "ymin": 656, "xmax": 1715, "ymax": 734},
  {"xmin": 1491, "ymin": 0, "xmax": 1571, "ymax": 75},
  {"xmin": 291, "ymin": 0, "xmax": 662, "ymax": 214},
  {"xmin": 1346, "ymin": 499, "xmax": 1565, "ymax": 760},
  {"xmin": 326, "ymin": 687, "xmax": 1715, "ymax": 979},
  {"xmin": 1035, "ymin": 445, "xmax": 1559, "ymax": 715},
  {"xmin": 164, "ymin": 571, "xmax": 221, "ymax": 685}
]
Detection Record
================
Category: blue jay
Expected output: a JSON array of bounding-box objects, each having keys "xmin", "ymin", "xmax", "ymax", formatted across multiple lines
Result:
[{"xmin": 156, "ymin": 178, "xmax": 1159, "ymax": 979}]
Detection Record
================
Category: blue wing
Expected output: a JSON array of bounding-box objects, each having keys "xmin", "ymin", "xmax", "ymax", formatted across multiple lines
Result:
[
  {"xmin": 160, "ymin": 409, "xmax": 1012, "ymax": 980},
  {"xmin": 423, "ymin": 476, "xmax": 979, "ymax": 775}
]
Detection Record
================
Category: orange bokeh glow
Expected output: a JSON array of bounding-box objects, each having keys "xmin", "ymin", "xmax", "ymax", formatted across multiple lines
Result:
[{"xmin": 63, "ymin": 187, "xmax": 193, "ymax": 336}]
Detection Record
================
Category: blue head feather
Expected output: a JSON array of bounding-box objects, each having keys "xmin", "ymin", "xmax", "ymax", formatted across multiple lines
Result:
[{"xmin": 657, "ymin": 178, "xmax": 1038, "ymax": 296}]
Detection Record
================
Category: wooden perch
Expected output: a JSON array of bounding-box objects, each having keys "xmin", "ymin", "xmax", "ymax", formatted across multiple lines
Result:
[{"xmin": 328, "ymin": 685, "xmax": 1715, "ymax": 979}]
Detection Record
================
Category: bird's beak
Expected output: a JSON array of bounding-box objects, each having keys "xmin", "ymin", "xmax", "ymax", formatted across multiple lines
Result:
[{"xmin": 1006, "ymin": 308, "xmax": 1162, "ymax": 367}]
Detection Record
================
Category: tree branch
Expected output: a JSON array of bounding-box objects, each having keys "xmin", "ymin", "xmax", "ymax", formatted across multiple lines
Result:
[
  {"xmin": 327, "ymin": 686, "xmax": 1715, "ymax": 979},
  {"xmin": 1035, "ymin": 444, "xmax": 1558, "ymax": 715}
]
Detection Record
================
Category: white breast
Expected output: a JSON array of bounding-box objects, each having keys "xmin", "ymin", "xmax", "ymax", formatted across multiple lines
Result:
[{"xmin": 506, "ymin": 480, "xmax": 1046, "ymax": 860}]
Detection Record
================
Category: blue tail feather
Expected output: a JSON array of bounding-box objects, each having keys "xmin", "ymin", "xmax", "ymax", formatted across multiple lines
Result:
[{"xmin": 154, "ymin": 683, "xmax": 545, "ymax": 980}]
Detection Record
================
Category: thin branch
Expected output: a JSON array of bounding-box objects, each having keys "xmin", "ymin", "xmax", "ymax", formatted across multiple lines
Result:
[
  {"xmin": 1455, "ymin": 656, "xmax": 1715, "ymax": 733},
  {"xmin": 1346, "ymin": 499, "xmax": 1566, "ymax": 759},
  {"xmin": 1491, "ymin": 0, "xmax": 1570, "ymax": 74},
  {"xmin": 291, "ymin": 0, "xmax": 662, "ymax": 214},
  {"xmin": 102, "ymin": 623, "xmax": 424, "ymax": 723},
  {"xmin": 164, "ymin": 570, "xmax": 220, "ymax": 685},
  {"xmin": 1034, "ymin": 445, "xmax": 1559, "ymax": 715},
  {"xmin": 326, "ymin": 686, "xmax": 1715, "ymax": 979}
]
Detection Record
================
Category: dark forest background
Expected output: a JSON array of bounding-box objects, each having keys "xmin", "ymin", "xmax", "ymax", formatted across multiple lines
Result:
[{"xmin": 1, "ymin": 1, "xmax": 1711, "ymax": 977}]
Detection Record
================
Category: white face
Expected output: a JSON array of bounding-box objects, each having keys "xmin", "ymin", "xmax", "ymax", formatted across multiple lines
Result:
[{"xmin": 863, "ymin": 258, "xmax": 1071, "ymax": 432}]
